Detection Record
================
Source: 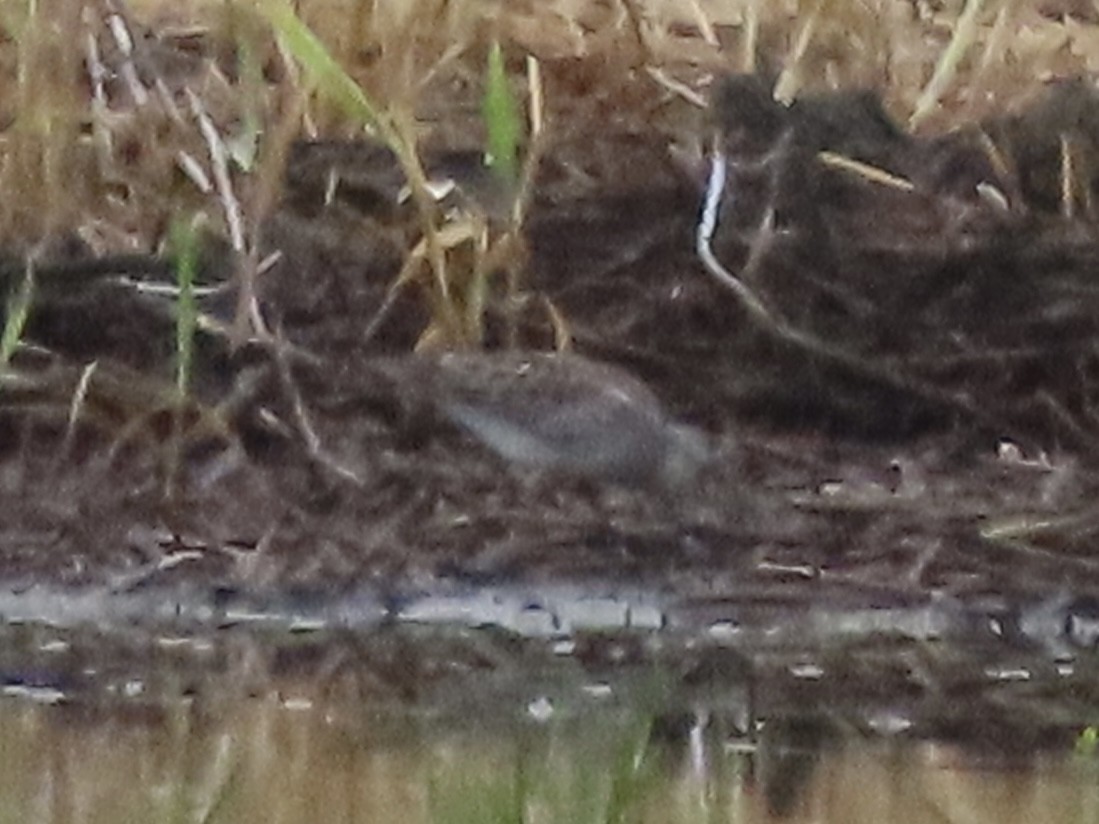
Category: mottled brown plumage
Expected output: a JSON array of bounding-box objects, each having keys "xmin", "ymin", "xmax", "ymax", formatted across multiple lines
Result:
[{"xmin": 368, "ymin": 351, "xmax": 711, "ymax": 489}]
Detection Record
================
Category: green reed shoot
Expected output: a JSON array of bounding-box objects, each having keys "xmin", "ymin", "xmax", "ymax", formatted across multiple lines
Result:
[
  {"xmin": 0, "ymin": 263, "xmax": 33, "ymax": 367},
  {"xmin": 483, "ymin": 40, "xmax": 522, "ymax": 183},
  {"xmin": 170, "ymin": 218, "xmax": 200, "ymax": 397},
  {"xmin": 258, "ymin": 0, "xmax": 382, "ymax": 131}
]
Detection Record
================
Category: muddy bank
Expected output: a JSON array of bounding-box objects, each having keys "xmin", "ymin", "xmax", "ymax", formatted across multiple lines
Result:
[{"xmin": 3, "ymin": 58, "xmax": 1099, "ymax": 699}]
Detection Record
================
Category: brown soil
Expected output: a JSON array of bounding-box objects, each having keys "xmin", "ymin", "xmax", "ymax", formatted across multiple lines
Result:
[{"xmin": 2, "ymin": 2, "xmax": 1099, "ymax": 671}]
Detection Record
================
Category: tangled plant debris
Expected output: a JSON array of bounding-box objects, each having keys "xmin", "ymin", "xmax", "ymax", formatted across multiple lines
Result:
[{"xmin": 2, "ymin": 2, "xmax": 1099, "ymax": 674}]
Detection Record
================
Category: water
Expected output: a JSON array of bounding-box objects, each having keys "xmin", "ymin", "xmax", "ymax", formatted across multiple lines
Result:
[{"xmin": 0, "ymin": 619, "xmax": 1097, "ymax": 823}]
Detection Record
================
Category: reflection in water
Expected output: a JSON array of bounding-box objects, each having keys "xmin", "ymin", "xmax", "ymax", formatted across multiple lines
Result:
[
  {"xmin": 0, "ymin": 619, "xmax": 1098, "ymax": 823},
  {"xmin": 1, "ymin": 674, "xmax": 1098, "ymax": 823},
  {"xmin": 755, "ymin": 717, "xmax": 835, "ymax": 818}
]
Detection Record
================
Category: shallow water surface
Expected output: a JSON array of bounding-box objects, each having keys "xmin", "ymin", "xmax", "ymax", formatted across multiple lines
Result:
[{"xmin": 0, "ymin": 620, "xmax": 1097, "ymax": 823}]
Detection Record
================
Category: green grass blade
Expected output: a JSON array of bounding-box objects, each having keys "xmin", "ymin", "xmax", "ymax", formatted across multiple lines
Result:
[
  {"xmin": 258, "ymin": 0, "xmax": 382, "ymax": 130},
  {"xmin": 482, "ymin": 41, "xmax": 521, "ymax": 182},
  {"xmin": 170, "ymin": 219, "xmax": 200, "ymax": 398},
  {"xmin": 0, "ymin": 263, "xmax": 34, "ymax": 367}
]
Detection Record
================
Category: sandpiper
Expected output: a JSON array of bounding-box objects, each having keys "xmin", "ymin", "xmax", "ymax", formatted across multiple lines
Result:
[{"xmin": 370, "ymin": 351, "xmax": 711, "ymax": 490}]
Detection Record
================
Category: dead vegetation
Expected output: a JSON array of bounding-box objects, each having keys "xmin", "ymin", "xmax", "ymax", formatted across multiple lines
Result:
[{"xmin": 3, "ymin": 0, "xmax": 1099, "ymax": 635}]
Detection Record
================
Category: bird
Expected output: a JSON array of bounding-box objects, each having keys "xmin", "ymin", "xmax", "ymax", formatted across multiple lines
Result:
[{"xmin": 366, "ymin": 350, "xmax": 712, "ymax": 490}]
